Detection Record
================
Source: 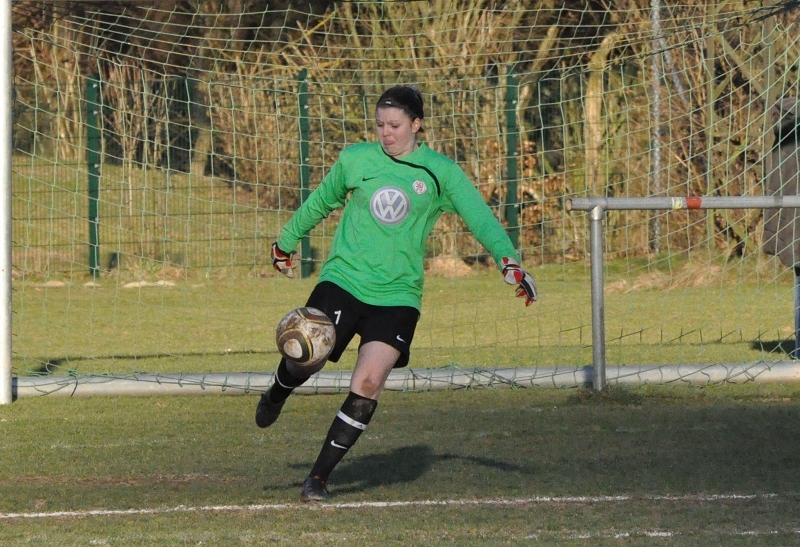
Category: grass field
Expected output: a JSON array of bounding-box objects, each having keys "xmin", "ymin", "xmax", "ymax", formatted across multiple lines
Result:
[
  {"xmin": 7, "ymin": 257, "xmax": 800, "ymax": 544},
  {"xmin": 2, "ymin": 384, "xmax": 800, "ymax": 545},
  {"xmin": 9, "ymin": 160, "xmax": 800, "ymax": 544}
]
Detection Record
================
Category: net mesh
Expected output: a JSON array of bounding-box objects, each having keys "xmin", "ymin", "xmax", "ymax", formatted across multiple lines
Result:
[{"xmin": 10, "ymin": 1, "xmax": 800, "ymax": 391}]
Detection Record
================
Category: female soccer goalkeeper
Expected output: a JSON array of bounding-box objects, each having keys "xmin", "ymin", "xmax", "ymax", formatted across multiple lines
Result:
[{"xmin": 256, "ymin": 85, "xmax": 538, "ymax": 502}]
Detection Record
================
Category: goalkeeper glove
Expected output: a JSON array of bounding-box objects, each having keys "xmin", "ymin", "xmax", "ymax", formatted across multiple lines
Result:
[
  {"xmin": 501, "ymin": 257, "xmax": 538, "ymax": 306},
  {"xmin": 271, "ymin": 242, "xmax": 296, "ymax": 278}
]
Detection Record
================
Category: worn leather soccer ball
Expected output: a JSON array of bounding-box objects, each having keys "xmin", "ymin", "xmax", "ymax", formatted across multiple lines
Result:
[{"xmin": 275, "ymin": 307, "xmax": 336, "ymax": 368}]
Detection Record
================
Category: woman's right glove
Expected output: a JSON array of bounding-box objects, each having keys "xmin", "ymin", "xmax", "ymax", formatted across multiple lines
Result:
[{"xmin": 500, "ymin": 257, "xmax": 538, "ymax": 306}]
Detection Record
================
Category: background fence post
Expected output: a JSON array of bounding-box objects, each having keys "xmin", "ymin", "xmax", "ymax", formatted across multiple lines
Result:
[
  {"xmin": 297, "ymin": 69, "xmax": 311, "ymax": 278},
  {"xmin": 86, "ymin": 74, "xmax": 101, "ymax": 278},
  {"xmin": 505, "ymin": 67, "xmax": 519, "ymax": 250}
]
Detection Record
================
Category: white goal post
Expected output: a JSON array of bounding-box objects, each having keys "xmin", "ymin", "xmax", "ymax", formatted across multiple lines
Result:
[
  {"xmin": 0, "ymin": 0, "xmax": 12, "ymax": 405},
  {"xmin": 568, "ymin": 195, "xmax": 800, "ymax": 390}
]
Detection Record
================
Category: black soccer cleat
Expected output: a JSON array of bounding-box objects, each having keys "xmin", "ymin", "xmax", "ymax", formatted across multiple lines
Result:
[
  {"xmin": 255, "ymin": 392, "xmax": 284, "ymax": 428},
  {"xmin": 300, "ymin": 476, "xmax": 330, "ymax": 502}
]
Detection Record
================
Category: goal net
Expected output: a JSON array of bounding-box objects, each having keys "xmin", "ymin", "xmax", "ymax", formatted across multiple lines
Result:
[{"xmin": 9, "ymin": 1, "xmax": 800, "ymax": 395}]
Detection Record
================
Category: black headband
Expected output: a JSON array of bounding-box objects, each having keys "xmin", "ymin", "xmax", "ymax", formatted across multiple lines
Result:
[{"xmin": 376, "ymin": 86, "xmax": 424, "ymax": 120}]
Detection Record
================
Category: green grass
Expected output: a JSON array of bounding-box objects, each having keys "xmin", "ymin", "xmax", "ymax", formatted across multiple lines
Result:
[
  {"xmin": 14, "ymin": 160, "xmax": 302, "ymax": 274},
  {"xmin": 2, "ymin": 384, "xmax": 800, "ymax": 545},
  {"xmin": 11, "ymin": 260, "xmax": 797, "ymax": 378}
]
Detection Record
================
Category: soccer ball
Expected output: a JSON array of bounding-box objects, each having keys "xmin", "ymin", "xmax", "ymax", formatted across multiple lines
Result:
[{"xmin": 275, "ymin": 307, "xmax": 336, "ymax": 368}]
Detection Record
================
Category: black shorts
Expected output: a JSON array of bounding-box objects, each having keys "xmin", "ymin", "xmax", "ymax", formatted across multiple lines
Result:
[{"xmin": 305, "ymin": 281, "xmax": 420, "ymax": 368}]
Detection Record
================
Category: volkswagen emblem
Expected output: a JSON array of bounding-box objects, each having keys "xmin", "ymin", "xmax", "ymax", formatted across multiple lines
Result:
[{"xmin": 370, "ymin": 186, "xmax": 410, "ymax": 225}]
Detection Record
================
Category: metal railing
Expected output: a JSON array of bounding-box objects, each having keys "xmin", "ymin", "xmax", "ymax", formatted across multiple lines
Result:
[{"xmin": 567, "ymin": 195, "xmax": 800, "ymax": 390}]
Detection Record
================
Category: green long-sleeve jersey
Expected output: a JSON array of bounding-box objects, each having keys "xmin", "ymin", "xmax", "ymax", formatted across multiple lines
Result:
[{"xmin": 277, "ymin": 141, "xmax": 518, "ymax": 311}]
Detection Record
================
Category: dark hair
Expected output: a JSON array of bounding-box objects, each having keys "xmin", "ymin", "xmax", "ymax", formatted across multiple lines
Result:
[{"xmin": 376, "ymin": 85, "xmax": 424, "ymax": 121}]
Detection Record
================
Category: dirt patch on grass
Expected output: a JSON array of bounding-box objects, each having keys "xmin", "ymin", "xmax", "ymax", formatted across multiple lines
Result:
[
  {"xmin": 7, "ymin": 473, "xmax": 233, "ymax": 487},
  {"xmin": 606, "ymin": 263, "xmax": 723, "ymax": 293},
  {"xmin": 425, "ymin": 256, "xmax": 475, "ymax": 278}
]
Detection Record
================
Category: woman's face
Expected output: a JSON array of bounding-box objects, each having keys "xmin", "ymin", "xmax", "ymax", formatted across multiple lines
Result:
[{"xmin": 375, "ymin": 106, "xmax": 422, "ymax": 158}]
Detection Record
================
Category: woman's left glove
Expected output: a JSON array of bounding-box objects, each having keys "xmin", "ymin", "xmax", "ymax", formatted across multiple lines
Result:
[{"xmin": 500, "ymin": 257, "xmax": 538, "ymax": 306}]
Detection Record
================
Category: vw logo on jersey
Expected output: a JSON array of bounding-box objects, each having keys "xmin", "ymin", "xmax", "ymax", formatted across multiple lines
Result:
[{"xmin": 370, "ymin": 186, "xmax": 410, "ymax": 226}]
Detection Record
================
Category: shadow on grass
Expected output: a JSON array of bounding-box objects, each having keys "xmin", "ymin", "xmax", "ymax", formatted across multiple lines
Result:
[
  {"xmin": 27, "ymin": 349, "xmax": 275, "ymax": 376},
  {"xmin": 750, "ymin": 339, "xmax": 797, "ymax": 357},
  {"xmin": 565, "ymin": 386, "xmax": 647, "ymax": 406},
  {"xmin": 289, "ymin": 444, "xmax": 535, "ymax": 495}
]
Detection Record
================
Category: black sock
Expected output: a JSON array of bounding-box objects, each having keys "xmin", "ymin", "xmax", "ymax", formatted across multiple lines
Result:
[
  {"xmin": 309, "ymin": 391, "xmax": 378, "ymax": 480},
  {"xmin": 266, "ymin": 359, "xmax": 308, "ymax": 404}
]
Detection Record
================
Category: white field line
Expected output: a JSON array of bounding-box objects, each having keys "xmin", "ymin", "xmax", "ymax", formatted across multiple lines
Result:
[
  {"xmin": 526, "ymin": 529, "xmax": 800, "ymax": 540},
  {"xmin": 0, "ymin": 492, "xmax": 786, "ymax": 520}
]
